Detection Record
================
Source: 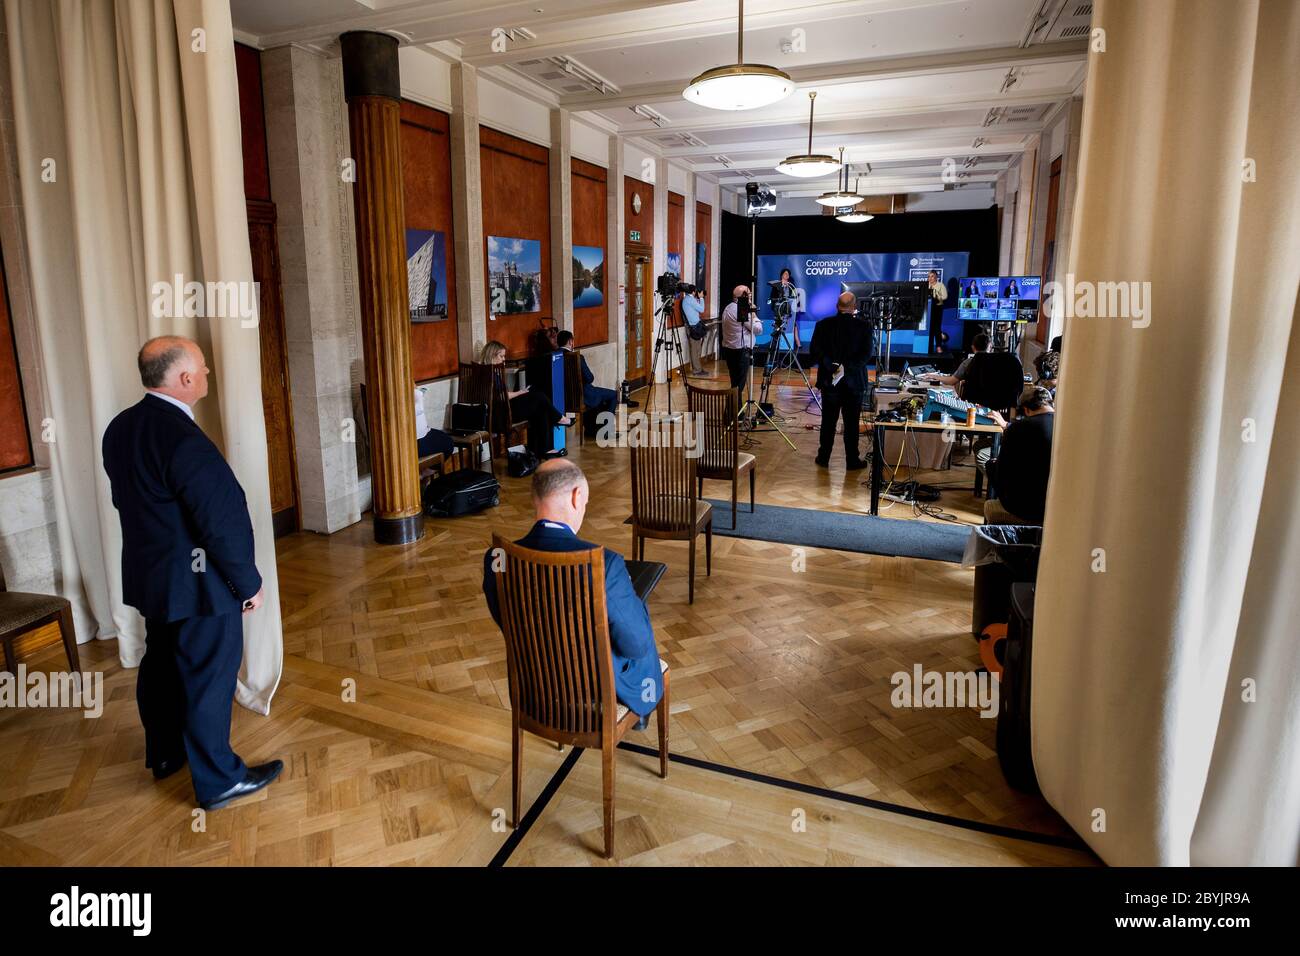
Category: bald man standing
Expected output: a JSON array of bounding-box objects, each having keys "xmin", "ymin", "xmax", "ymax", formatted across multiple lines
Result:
[
  {"xmin": 102, "ymin": 335, "xmax": 283, "ymax": 810},
  {"xmin": 720, "ymin": 284, "xmax": 764, "ymax": 390},
  {"xmin": 809, "ymin": 292, "xmax": 872, "ymax": 468}
]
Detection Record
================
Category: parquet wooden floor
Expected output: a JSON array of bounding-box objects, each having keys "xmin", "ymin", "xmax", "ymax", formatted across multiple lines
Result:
[{"xmin": 0, "ymin": 363, "xmax": 1092, "ymax": 866}]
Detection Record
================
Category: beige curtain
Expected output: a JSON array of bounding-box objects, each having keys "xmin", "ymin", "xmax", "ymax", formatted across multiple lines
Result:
[
  {"xmin": 3, "ymin": 0, "xmax": 283, "ymax": 713},
  {"xmin": 1033, "ymin": 0, "xmax": 1300, "ymax": 865}
]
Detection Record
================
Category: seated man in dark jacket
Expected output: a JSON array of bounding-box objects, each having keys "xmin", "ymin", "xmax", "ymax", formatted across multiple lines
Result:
[
  {"xmin": 557, "ymin": 330, "xmax": 618, "ymax": 431},
  {"xmin": 985, "ymin": 386, "xmax": 1055, "ymax": 524},
  {"xmin": 482, "ymin": 459, "xmax": 663, "ymax": 725}
]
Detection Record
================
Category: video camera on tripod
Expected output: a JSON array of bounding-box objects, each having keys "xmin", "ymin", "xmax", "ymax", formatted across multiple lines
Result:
[
  {"xmin": 766, "ymin": 279, "xmax": 793, "ymax": 335},
  {"xmin": 656, "ymin": 273, "xmax": 691, "ymax": 299}
]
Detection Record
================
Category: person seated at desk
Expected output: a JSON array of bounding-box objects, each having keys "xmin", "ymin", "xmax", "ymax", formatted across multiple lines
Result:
[
  {"xmin": 921, "ymin": 331, "xmax": 990, "ymax": 389},
  {"xmin": 984, "ymin": 386, "xmax": 1055, "ymax": 525},
  {"xmin": 414, "ymin": 385, "xmax": 454, "ymax": 459},
  {"xmin": 482, "ymin": 459, "xmax": 664, "ymax": 728},
  {"xmin": 481, "ymin": 340, "xmax": 574, "ymax": 459},
  {"xmin": 556, "ymin": 329, "xmax": 617, "ymax": 431}
]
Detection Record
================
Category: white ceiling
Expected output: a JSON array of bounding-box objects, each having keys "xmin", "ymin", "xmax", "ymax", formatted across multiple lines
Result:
[{"xmin": 230, "ymin": 0, "xmax": 1093, "ymax": 200}]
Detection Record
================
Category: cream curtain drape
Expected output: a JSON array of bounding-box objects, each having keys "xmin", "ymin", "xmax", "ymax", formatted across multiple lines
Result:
[
  {"xmin": 1033, "ymin": 0, "xmax": 1300, "ymax": 865},
  {"xmin": 3, "ymin": 0, "xmax": 283, "ymax": 713}
]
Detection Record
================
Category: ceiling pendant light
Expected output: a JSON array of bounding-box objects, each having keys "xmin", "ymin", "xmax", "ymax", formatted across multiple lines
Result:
[
  {"xmin": 816, "ymin": 148, "xmax": 863, "ymax": 207},
  {"xmin": 682, "ymin": 0, "xmax": 794, "ymax": 111},
  {"xmin": 836, "ymin": 167, "xmax": 874, "ymax": 223},
  {"xmin": 776, "ymin": 91, "xmax": 840, "ymax": 178}
]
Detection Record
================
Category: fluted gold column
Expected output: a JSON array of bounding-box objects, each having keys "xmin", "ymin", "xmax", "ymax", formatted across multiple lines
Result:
[{"xmin": 341, "ymin": 32, "xmax": 424, "ymax": 545}]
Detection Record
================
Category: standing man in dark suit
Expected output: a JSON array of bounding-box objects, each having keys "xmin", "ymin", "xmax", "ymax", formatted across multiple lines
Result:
[
  {"xmin": 102, "ymin": 335, "xmax": 283, "ymax": 810},
  {"xmin": 810, "ymin": 291, "xmax": 873, "ymax": 469},
  {"xmin": 482, "ymin": 459, "xmax": 663, "ymax": 727}
]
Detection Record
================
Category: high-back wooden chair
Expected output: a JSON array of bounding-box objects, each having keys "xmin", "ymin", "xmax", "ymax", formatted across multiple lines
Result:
[
  {"xmin": 629, "ymin": 416, "xmax": 712, "ymax": 603},
  {"xmin": 458, "ymin": 362, "xmax": 527, "ymax": 456},
  {"xmin": 561, "ymin": 349, "xmax": 586, "ymax": 445},
  {"xmin": 491, "ymin": 535, "xmax": 669, "ymax": 859},
  {"xmin": 686, "ymin": 382, "xmax": 755, "ymax": 529}
]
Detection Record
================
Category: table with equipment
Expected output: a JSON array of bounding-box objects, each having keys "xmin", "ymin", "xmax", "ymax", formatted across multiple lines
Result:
[{"xmin": 868, "ymin": 415, "xmax": 1002, "ymax": 516}]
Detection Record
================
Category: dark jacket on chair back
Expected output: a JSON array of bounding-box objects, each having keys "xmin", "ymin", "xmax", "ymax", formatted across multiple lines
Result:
[{"xmin": 102, "ymin": 394, "xmax": 262, "ymax": 622}]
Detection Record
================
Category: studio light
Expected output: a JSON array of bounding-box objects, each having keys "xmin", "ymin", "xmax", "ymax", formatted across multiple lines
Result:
[
  {"xmin": 682, "ymin": 0, "xmax": 794, "ymax": 111},
  {"xmin": 815, "ymin": 148, "xmax": 863, "ymax": 207},
  {"xmin": 776, "ymin": 91, "xmax": 840, "ymax": 178}
]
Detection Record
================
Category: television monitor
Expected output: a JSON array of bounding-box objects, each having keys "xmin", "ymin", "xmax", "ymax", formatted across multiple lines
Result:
[{"xmin": 957, "ymin": 275, "xmax": 1041, "ymax": 323}]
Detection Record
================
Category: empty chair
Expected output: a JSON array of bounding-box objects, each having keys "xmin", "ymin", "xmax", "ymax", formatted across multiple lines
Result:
[
  {"xmin": 490, "ymin": 534, "xmax": 669, "ymax": 859},
  {"xmin": 1, "ymin": 563, "xmax": 79, "ymax": 675},
  {"xmin": 687, "ymin": 381, "xmax": 755, "ymax": 529},
  {"xmin": 561, "ymin": 348, "xmax": 587, "ymax": 445},
  {"xmin": 458, "ymin": 362, "xmax": 527, "ymax": 457},
  {"xmin": 629, "ymin": 416, "xmax": 712, "ymax": 603}
]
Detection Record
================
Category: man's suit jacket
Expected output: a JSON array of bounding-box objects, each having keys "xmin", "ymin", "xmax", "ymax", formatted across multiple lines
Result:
[
  {"xmin": 575, "ymin": 353, "xmax": 608, "ymax": 408},
  {"xmin": 102, "ymin": 394, "xmax": 262, "ymax": 622},
  {"xmin": 482, "ymin": 520, "xmax": 662, "ymax": 717},
  {"xmin": 809, "ymin": 311, "xmax": 873, "ymax": 392}
]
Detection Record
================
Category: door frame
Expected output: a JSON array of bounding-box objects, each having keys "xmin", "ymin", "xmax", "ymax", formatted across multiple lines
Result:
[{"xmin": 623, "ymin": 241, "xmax": 652, "ymax": 390}]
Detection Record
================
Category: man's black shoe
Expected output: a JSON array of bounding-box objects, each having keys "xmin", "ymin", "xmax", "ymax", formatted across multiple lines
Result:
[
  {"xmin": 624, "ymin": 399, "xmax": 640, "ymax": 408},
  {"xmin": 845, "ymin": 458, "xmax": 869, "ymax": 470},
  {"xmin": 151, "ymin": 755, "xmax": 187, "ymax": 781},
  {"xmin": 199, "ymin": 760, "xmax": 284, "ymax": 811},
  {"xmin": 815, "ymin": 456, "xmax": 830, "ymax": 468}
]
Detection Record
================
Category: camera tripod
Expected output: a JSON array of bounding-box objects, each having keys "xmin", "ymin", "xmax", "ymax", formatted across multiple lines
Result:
[
  {"xmin": 759, "ymin": 300, "xmax": 819, "ymax": 412},
  {"xmin": 736, "ymin": 317, "xmax": 796, "ymax": 450},
  {"xmin": 643, "ymin": 292, "xmax": 688, "ymax": 415}
]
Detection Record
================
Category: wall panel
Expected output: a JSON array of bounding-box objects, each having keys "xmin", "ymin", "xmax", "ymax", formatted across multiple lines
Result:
[
  {"xmin": 481, "ymin": 126, "xmax": 551, "ymax": 358},
  {"xmin": 401, "ymin": 100, "xmax": 459, "ymax": 380},
  {"xmin": 571, "ymin": 157, "xmax": 608, "ymax": 347}
]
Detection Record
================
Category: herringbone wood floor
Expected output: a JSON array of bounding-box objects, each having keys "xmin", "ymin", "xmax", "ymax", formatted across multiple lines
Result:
[{"xmin": 0, "ymin": 366, "xmax": 1091, "ymax": 866}]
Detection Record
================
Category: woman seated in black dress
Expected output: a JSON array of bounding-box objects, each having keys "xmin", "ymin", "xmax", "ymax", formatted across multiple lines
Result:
[{"xmin": 480, "ymin": 340, "xmax": 573, "ymax": 458}]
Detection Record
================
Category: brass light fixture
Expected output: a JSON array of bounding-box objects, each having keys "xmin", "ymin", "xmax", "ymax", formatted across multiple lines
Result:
[
  {"xmin": 776, "ymin": 92, "xmax": 840, "ymax": 178},
  {"xmin": 682, "ymin": 0, "xmax": 794, "ymax": 111},
  {"xmin": 815, "ymin": 148, "xmax": 863, "ymax": 207}
]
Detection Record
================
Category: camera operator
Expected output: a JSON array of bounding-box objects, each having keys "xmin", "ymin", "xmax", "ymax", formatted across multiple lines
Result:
[
  {"xmin": 809, "ymin": 291, "xmax": 872, "ymax": 469},
  {"xmin": 679, "ymin": 284, "xmax": 708, "ymax": 375},
  {"xmin": 721, "ymin": 284, "xmax": 763, "ymax": 390}
]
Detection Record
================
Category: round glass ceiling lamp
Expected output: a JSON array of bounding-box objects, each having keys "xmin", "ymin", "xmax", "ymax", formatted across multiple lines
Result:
[
  {"xmin": 683, "ymin": 1, "xmax": 794, "ymax": 111},
  {"xmin": 835, "ymin": 169, "xmax": 874, "ymax": 222},
  {"xmin": 776, "ymin": 91, "xmax": 840, "ymax": 178},
  {"xmin": 816, "ymin": 148, "xmax": 864, "ymax": 207}
]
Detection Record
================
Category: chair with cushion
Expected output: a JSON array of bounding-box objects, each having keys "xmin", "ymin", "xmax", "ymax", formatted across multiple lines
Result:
[
  {"xmin": 629, "ymin": 416, "xmax": 712, "ymax": 603},
  {"xmin": 1, "ymin": 563, "xmax": 79, "ymax": 675},
  {"xmin": 458, "ymin": 362, "xmax": 527, "ymax": 458},
  {"xmin": 561, "ymin": 349, "xmax": 587, "ymax": 445},
  {"xmin": 491, "ymin": 534, "xmax": 669, "ymax": 859},
  {"xmin": 687, "ymin": 381, "xmax": 754, "ymax": 529}
]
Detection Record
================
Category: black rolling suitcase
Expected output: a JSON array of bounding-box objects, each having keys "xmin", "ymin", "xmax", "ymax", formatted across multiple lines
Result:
[{"xmin": 423, "ymin": 469, "xmax": 499, "ymax": 517}]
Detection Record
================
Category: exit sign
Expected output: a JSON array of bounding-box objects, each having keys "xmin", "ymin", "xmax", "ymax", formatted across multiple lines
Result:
[{"xmin": 629, "ymin": 230, "xmax": 641, "ymax": 242}]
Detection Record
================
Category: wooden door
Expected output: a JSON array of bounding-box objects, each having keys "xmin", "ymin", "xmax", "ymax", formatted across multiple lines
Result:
[
  {"xmin": 624, "ymin": 253, "xmax": 651, "ymax": 389},
  {"xmin": 247, "ymin": 199, "xmax": 300, "ymax": 537}
]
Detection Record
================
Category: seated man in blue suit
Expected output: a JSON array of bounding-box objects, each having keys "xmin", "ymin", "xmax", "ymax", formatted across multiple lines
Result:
[
  {"xmin": 482, "ymin": 459, "xmax": 663, "ymax": 726},
  {"xmin": 102, "ymin": 335, "xmax": 283, "ymax": 811},
  {"xmin": 556, "ymin": 330, "xmax": 619, "ymax": 434}
]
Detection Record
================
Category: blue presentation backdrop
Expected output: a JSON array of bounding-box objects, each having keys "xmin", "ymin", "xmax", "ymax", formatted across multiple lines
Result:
[{"xmin": 755, "ymin": 251, "xmax": 968, "ymax": 355}]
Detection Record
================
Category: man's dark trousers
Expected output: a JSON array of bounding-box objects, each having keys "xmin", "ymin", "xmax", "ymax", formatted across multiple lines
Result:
[
  {"xmin": 818, "ymin": 382, "xmax": 864, "ymax": 463},
  {"xmin": 138, "ymin": 614, "xmax": 246, "ymax": 800}
]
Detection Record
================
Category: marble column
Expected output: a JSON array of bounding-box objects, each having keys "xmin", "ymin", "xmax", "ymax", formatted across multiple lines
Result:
[
  {"xmin": 549, "ymin": 108, "xmax": 573, "ymax": 331},
  {"xmin": 340, "ymin": 32, "xmax": 423, "ymax": 545},
  {"xmin": 261, "ymin": 44, "xmax": 362, "ymax": 534},
  {"xmin": 449, "ymin": 62, "xmax": 487, "ymax": 362},
  {"xmin": 606, "ymin": 136, "xmax": 625, "ymax": 384},
  {"xmin": 651, "ymin": 156, "xmax": 669, "ymax": 383}
]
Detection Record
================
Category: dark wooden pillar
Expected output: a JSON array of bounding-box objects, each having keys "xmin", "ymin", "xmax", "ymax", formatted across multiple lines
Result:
[{"xmin": 341, "ymin": 32, "xmax": 423, "ymax": 545}]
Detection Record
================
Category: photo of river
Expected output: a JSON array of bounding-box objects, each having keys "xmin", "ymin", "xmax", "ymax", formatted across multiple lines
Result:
[{"xmin": 572, "ymin": 245, "xmax": 604, "ymax": 308}]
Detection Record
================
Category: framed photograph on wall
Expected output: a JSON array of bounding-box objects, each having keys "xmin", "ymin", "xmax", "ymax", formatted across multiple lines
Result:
[
  {"xmin": 406, "ymin": 229, "xmax": 448, "ymax": 322},
  {"xmin": 666, "ymin": 252, "xmax": 682, "ymax": 278},
  {"xmin": 572, "ymin": 246, "xmax": 604, "ymax": 308},
  {"xmin": 695, "ymin": 241, "xmax": 707, "ymax": 290},
  {"xmin": 487, "ymin": 235, "xmax": 542, "ymax": 314}
]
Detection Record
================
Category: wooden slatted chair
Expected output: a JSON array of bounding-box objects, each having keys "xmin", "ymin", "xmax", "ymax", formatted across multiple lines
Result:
[
  {"xmin": 458, "ymin": 362, "xmax": 527, "ymax": 457},
  {"xmin": 561, "ymin": 349, "xmax": 587, "ymax": 445},
  {"xmin": 629, "ymin": 416, "xmax": 712, "ymax": 603},
  {"xmin": 491, "ymin": 534, "xmax": 670, "ymax": 859},
  {"xmin": 686, "ymin": 382, "xmax": 755, "ymax": 529}
]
